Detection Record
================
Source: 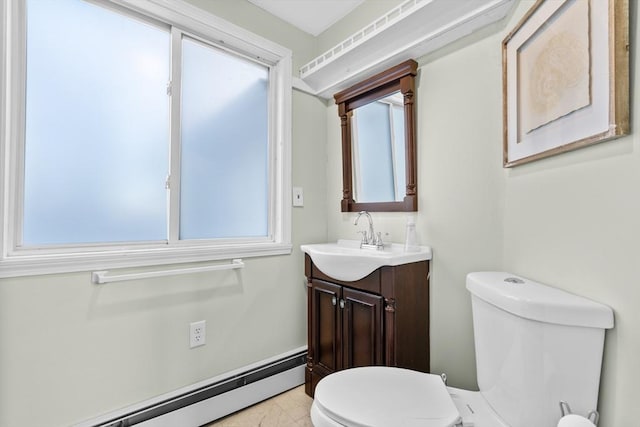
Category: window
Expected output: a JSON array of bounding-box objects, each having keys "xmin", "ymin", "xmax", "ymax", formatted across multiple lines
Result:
[
  {"xmin": 0, "ymin": 0, "xmax": 292, "ymax": 277},
  {"xmin": 23, "ymin": 0, "xmax": 171, "ymax": 246},
  {"xmin": 179, "ymin": 36, "xmax": 269, "ymax": 240}
]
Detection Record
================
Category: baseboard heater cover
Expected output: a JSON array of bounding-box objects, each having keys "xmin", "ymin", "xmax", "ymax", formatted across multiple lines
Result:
[{"xmin": 80, "ymin": 348, "xmax": 306, "ymax": 427}]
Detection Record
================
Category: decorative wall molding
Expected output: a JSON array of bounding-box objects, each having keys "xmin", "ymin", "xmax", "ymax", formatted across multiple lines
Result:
[{"xmin": 299, "ymin": 0, "xmax": 517, "ymax": 98}]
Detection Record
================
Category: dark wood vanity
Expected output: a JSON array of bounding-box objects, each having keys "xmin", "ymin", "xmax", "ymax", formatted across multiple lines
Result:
[{"xmin": 304, "ymin": 254, "xmax": 430, "ymax": 397}]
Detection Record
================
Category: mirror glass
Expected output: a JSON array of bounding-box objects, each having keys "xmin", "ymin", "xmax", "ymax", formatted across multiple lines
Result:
[
  {"xmin": 334, "ymin": 59, "xmax": 417, "ymax": 212},
  {"xmin": 351, "ymin": 92, "xmax": 406, "ymax": 203}
]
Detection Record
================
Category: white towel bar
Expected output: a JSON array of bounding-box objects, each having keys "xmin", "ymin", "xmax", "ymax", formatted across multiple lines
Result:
[{"xmin": 91, "ymin": 259, "xmax": 244, "ymax": 284}]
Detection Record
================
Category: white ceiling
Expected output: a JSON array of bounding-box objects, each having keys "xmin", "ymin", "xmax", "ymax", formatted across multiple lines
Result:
[{"xmin": 247, "ymin": 0, "xmax": 365, "ymax": 36}]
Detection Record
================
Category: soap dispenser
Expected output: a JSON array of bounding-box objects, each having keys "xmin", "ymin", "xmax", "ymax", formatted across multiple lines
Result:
[{"xmin": 404, "ymin": 214, "xmax": 419, "ymax": 252}]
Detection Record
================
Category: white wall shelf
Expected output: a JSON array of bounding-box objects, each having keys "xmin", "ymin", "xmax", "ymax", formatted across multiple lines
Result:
[{"xmin": 299, "ymin": 0, "xmax": 516, "ymax": 98}]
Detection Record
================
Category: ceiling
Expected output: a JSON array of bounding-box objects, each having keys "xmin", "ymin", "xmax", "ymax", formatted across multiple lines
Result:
[{"xmin": 247, "ymin": 0, "xmax": 365, "ymax": 36}]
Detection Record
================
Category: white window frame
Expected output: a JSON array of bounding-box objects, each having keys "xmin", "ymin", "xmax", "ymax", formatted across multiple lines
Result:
[{"xmin": 0, "ymin": 0, "xmax": 292, "ymax": 278}]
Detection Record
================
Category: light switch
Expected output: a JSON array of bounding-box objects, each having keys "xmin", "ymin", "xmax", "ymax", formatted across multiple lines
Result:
[{"xmin": 292, "ymin": 187, "xmax": 304, "ymax": 207}]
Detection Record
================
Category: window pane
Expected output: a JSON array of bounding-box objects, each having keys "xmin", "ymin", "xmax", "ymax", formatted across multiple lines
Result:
[
  {"xmin": 23, "ymin": 0, "xmax": 170, "ymax": 245},
  {"xmin": 353, "ymin": 101, "xmax": 395, "ymax": 202},
  {"xmin": 180, "ymin": 37, "xmax": 269, "ymax": 240}
]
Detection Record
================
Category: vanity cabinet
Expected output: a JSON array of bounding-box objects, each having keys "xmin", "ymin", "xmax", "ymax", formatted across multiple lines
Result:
[{"xmin": 304, "ymin": 254, "xmax": 430, "ymax": 397}]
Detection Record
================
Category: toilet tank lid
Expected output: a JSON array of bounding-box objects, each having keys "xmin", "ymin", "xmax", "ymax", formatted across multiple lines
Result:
[{"xmin": 466, "ymin": 272, "xmax": 614, "ymax": 329}]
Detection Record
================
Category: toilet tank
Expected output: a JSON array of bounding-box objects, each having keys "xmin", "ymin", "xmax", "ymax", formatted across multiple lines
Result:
[{"xmin": 466, "ymin": 272, "xmax": 613, "ymax": 427}]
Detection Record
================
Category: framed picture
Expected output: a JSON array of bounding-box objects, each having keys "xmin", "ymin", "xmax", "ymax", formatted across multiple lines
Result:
[{"xmin": 502, "ymin": 0, "xmax": 629, "ymax": 167}]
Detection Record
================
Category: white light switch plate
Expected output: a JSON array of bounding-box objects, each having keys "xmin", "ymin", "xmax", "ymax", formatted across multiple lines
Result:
[{"xmin": 292, "ymin": 187, "xmax": 304, "ymax": 207}]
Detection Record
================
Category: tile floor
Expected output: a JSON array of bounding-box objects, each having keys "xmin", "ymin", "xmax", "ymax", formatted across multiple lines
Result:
[{"xmin": 204, "ymin": 385, "xmax": 314, "ymax": 427}]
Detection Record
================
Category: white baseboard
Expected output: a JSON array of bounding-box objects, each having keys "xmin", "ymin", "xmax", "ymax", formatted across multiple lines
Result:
[
  {"xmin": 140, "ymin": 364, "xmax": 304, "ymax": 427},
  {"xmin": 75, "ymin": 347, "xmax": 307, "ymax": 427}
]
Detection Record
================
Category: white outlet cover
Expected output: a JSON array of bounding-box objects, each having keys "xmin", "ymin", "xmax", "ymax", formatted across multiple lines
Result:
[{"xmin": 190, "ymin": 320, "xmax": 206, "ymax": 348}]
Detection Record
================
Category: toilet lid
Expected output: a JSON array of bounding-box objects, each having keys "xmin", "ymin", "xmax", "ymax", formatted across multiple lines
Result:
[{"xmin": 314, "ymin": 367, "xmax": 461, "ymax": 427}]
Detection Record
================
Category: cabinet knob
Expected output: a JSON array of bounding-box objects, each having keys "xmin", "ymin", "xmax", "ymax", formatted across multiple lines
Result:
[
  {"xmin": 332, "ymin": 296, "xmax": 337, "ymax": 306},
  {"xmin": 339, "ymin": 299, "xmax": 345, "ymax": 309}
]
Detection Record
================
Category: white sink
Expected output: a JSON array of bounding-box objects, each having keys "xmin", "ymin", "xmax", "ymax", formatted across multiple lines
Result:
[{"xmin": 300, "ymin": 239, "xmax": 432, "ymax": 282}]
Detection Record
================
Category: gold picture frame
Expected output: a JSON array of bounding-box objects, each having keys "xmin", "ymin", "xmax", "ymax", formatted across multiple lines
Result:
[{"xmin": 502, "ymin": 0, "xmax": 629, "ymax": 168}]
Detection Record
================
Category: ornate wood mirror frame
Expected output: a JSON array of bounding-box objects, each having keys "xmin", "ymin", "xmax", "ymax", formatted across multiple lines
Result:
[{"xmin": 334, "ymin": 59, "xmax": 418, "ymax": 212}]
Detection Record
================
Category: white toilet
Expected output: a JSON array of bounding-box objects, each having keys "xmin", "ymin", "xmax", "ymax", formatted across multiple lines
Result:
[{"xmin": 311, "ymin": 271, "xmax": 614, "ymax": 427}]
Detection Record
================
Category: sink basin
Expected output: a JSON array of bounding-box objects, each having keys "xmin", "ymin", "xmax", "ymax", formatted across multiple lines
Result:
[{"xmin": 300, "ymin": 239, "xmax": 432, "ymax": 282}]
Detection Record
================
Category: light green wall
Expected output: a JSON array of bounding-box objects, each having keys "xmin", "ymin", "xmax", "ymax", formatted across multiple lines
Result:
[
  {"xmin": 0, "ymin": 98, "xmax": 327, "ymax": 427},
  {"xmin": 0, "ymin": 2, "xmax": 328, "ymax": 425},
  {"xmin": 325, "ymin": 8, "xmax": 506, "ymax": 391},
  {"xmin": 500, "ymin": 2, "xmax": 640, "ymax": 425},
  {"xmin": 326, "ymin": 1, "xmax": 638, "ymax": 426}
]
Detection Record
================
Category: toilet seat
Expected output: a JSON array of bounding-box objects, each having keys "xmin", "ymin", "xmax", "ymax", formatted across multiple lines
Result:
[{"xmin": 311, "ymin": 366, "xmax": 462, "ymax": 427}]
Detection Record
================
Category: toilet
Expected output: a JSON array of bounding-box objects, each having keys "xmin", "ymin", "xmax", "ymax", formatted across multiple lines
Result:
[{"xmin": 310, "ymin": 271, "xmax": 614, "ymax": 427}]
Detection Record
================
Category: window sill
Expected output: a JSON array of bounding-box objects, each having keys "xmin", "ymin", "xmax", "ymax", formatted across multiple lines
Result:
[{"xmin": 0, "ymin": 242, "xmax": 293, "ymax": 278}]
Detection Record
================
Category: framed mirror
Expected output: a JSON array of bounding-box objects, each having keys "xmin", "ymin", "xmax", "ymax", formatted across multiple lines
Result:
[{"xmin": 334, "ymin": 59, "xmax": 418, "ymax": 212}]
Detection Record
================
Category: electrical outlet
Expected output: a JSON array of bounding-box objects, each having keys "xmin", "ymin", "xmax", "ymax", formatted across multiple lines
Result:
[{"xmin": 190, "ymin": 320, "xmax": 206, "ymax": 348}]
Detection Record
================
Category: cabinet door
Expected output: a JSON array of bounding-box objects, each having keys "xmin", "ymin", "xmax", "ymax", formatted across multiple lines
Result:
[
  {"xmin": 310, "ymin": 280, "xmax": 342, "ymax": 376},
  {"xmin": 342, "ymin": 287, "xmax": 384, "ymax": 369}
]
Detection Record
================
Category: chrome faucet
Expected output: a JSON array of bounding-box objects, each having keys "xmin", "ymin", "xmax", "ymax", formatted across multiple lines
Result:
[{"xmin": 354, "ymin": 211, "xmax": 383, "ymax": 249}]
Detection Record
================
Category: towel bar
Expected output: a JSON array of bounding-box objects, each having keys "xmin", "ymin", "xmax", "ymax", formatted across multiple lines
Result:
[{"xmin": 91, "ymin": 259, "xmax": 244, "ymax": 284}]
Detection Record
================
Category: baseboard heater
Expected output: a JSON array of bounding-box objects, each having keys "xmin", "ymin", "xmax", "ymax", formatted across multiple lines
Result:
[{"xmin": 78, "ymin": 348, "xmax": 307, "ymax": 427}]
